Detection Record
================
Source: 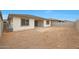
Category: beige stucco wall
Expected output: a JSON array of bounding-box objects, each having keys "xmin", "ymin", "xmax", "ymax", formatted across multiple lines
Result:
[
  {"xmin": 12, "ymin": 17, "xmax": 34, "ymax": 31},
  {"xmin": 43, "ymin": 20, "xmax": 51, "ymax": 27},
  {"xmin": 0, "ymin": 18, "xmax": 3, "ymax": 37},
  {"xmin": 0, "ymin": 22, "xmax": 2, "ymax": 37}
]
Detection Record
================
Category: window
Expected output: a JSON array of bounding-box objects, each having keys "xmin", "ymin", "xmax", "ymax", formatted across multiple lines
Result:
[
  {"xmin": 21, "ymin": 19, "xmax": 29, "ymax": 26},
  {"xmin": 46, "ymin": 21, "xmax": 49, "ymax": 24}
]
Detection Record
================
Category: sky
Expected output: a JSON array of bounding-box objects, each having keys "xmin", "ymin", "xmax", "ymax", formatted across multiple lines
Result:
[{"xmin": 2, "ymin": 10, "xmax": 79, "ymax": 21}]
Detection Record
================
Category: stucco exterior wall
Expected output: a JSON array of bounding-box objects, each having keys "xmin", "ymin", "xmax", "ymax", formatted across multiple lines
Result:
[
  {"xmin": 43, "ymin": 20, "xmax": 51, "ymax": 27},
  {"xmin": 0, "ymin": 18, "xmax": 3, "ymax": 37},
  {"xmin": 0, "ymin": 22, "xmax": 2, "ymax": 37},
  {"xmin": 12, "ymin": 17, "xmax": 34, "ymax": 31}
]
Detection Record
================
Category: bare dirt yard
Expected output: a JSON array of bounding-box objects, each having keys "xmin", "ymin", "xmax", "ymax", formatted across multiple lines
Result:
[{"xmin": 0, "ymin": 27, "xmax": 79, "ymax": 49}]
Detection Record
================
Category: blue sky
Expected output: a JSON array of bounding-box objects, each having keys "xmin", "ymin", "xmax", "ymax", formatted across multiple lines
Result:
[{"xmin": 2, "ymin": 10, "xmax": 79, "ymax": 21}]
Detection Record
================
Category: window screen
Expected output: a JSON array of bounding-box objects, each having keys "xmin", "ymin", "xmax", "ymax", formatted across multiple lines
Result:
[{"xmin": 21, "ymin": 19, "xmax": 29, "ymax": 26}]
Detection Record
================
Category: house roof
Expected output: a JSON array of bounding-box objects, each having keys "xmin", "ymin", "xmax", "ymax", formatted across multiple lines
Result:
[
  {"xmin": 8, "ymin": 14, "xmax": 51, "ymax": 21},
  {"xmin": 8, "ymin": 14, "xmax": 66, "ymax": 22}
]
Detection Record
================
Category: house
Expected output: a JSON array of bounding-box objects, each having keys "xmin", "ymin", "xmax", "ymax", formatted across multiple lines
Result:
[
  {"xmin": 8, "ymin": 14, "xmax": 51, "ymax": 31},
  {"xmin": 0, "ymin": 11, "xmax": 3, "ymax": 37}
]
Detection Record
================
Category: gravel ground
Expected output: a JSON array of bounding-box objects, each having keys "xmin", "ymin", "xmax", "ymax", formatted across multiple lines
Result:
[{"xmin": 0, "ymin": 27, "xmax": 79, "ymax": 49}]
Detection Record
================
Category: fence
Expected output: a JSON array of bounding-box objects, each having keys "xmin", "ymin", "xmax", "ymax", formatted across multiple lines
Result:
[
  {"xmin": 75, "ymin": 20, "xmax": 79, "ymax": 31},
  {"xmin": 52, "ymin": 21, "xmax": 75, "ymax": 28}
]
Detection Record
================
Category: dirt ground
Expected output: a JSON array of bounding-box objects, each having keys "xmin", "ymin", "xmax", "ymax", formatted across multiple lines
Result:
[{"xmin": 0, "ymin": 27, "xmax": 79, "ymax": 49}]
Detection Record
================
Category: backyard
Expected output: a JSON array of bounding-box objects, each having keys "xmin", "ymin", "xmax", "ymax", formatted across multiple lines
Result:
[{"xmin": 0, "ymin": 27, "xmax": 79, "ymax": 49}]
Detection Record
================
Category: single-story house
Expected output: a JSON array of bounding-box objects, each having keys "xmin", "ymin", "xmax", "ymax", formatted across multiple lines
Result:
[
  {"xmin": 8, "ymin": 14, "xmax": 51, "ymax": 31},
  {"xmin": 0, "ymin": 11, "xmax": 3, "ymax": 37}
]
